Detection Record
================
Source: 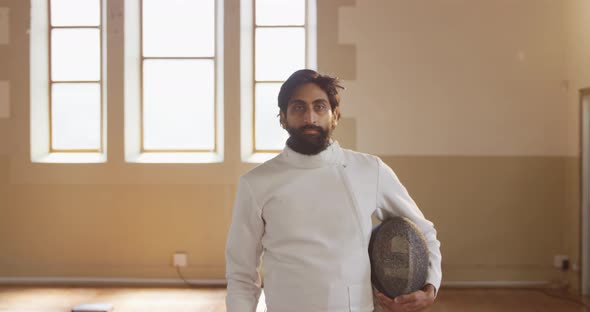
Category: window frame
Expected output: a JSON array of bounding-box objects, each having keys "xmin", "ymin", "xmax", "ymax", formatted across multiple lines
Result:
[
  {"xmin": 30, "ymin": 0, "xmax": 107, "ymax": 163},
  {"xmin": 124, "ymin": 0, "xmax": 224, "ymax": 163},
  {"xmin": 49, "ymin": 0, "xmax": 104, "ymax": 153},
  {"xmin": 246, "ymin": 0, "xmax": 317, "ymax": 158},
  {"xmin": 139, "ymin": 0, "xmax": 218, "ymax": 154}
]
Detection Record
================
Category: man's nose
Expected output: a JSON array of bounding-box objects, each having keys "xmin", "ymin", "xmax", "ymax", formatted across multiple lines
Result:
[{"xmin": 303, "ymin": 109, "xmax": 317, "ymax": 124}]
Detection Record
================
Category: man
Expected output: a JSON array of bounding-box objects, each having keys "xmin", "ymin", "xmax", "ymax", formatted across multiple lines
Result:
[{"xmin": 226, "ymin": 69, "xmax": 442, "ymax": 312}]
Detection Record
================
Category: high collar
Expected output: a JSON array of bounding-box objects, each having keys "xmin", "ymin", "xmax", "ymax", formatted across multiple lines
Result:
[{"xmin": 280, "ymin": 140, "xmax": 344, "ymax": 169}]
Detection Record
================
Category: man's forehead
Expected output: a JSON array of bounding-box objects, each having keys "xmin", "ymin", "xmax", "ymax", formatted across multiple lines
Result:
[
  {"xmin": 290, "ymin": 84, "xmax": 328, "ymax": 99},
  {"xmin": 292, "ymin": 82, "xmax": 328, "ymax": 95},
  {"xmin": 288, "ymin": 97, "xmax": 328, "ymax": 104}
]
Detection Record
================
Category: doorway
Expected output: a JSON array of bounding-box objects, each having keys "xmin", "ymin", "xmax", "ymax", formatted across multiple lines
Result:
[{"xmin": 581, "ymin": 87, "xmax": 590, "ymax": 295}]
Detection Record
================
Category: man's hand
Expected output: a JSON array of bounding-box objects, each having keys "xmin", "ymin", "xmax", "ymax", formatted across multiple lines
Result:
[{"xmin": 374, "ymin": 284, "xmax": 436, "ymax": 312}]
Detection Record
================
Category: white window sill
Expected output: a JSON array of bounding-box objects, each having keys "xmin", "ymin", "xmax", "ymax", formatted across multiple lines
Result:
[
  {"xmin": 128, "ymin": 152, "xmax": 223, "ymax": 164},
  {"xmin": 32, "ymin": 153, "xmax": 107, "ymax": 163}
]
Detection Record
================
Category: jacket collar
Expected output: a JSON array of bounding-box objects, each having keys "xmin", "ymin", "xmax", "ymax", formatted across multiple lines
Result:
[{"xmin": 280, "ymin": 140, "xmax": 344, "ymax": 169}]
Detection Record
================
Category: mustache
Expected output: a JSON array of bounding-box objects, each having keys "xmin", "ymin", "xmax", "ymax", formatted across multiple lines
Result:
[{"xmin": 298, "ymin": 125, "xmax": 325, "ymax": 133}]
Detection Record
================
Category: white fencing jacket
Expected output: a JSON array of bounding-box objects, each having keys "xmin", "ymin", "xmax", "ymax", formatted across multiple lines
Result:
[{"xmin": 225, "ymin": 142, "xmax": 442, "ymax": 312}]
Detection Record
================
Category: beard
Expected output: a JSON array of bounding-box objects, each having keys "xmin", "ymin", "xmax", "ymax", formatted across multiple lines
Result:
[{"xmin": 285, "ymin": 124, "xmax": 333, "ymax": 155}]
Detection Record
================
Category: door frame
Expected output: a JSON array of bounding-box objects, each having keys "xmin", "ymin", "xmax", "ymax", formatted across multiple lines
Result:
[{"xmin": 580, "ymin": 87, "xmax": 590, "ymax": 295}]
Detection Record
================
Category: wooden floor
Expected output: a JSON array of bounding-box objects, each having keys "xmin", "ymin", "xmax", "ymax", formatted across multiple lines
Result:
[{"xmin": 0, "ymin": 286, "xmax": 589, "ymax": 312}]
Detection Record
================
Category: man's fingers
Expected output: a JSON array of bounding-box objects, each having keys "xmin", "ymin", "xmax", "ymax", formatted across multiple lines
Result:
[
  {"xmin": 374, "ymin": 289, "xmax": 434, "ymax": 312},
  {"xmin": 376, "ymin": 291, "xmax": 394, "ymax": 304},
  {"xmin": 394, "ymin": 292, "xmax": 418, "ymax": 304},
  {"xmin": 400, "ymin": 301, "xmax": 423, "ymax": 312}
]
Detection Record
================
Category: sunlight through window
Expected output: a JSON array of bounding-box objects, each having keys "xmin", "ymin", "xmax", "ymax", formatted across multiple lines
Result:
[
  {"xmin": 141, "ymin": 0, "xmax": 217, "ymax": 152},
  {"xmin": 49, "ymin": 0, "xmax": 103, "ymax": 152},
  {"xmin": 252, "ymin": 0, "xmax": 313, "ymax": 152}
]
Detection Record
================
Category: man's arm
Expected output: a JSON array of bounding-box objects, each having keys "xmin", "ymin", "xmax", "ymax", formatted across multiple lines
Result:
[
  {"xmin": 225, "ymin": 177, "xmax": 265, "ymax": 312},
  {"xmin": 375, "ymin": 157, "xmax": 442, "ymax": 293}
]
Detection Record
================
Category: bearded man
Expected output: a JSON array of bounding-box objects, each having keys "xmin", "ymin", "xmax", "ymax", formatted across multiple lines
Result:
[{"xmin": 225, "ymin": 69, "xmax": 442, "ymax": 312}]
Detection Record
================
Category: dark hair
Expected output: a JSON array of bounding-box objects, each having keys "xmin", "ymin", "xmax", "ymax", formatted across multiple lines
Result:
[{"xmin": 278, "ymin": 69, "xmax": 344, "ymax": 114}]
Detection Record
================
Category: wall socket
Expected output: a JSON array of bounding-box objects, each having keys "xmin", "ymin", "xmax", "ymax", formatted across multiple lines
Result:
[
  {"xmin": 553, "ymin": 255, "xmax": 569, "ymax": 271},
  {"xmin": 173, "ymin": 252, "xmax": 188, "ymax": 267}
]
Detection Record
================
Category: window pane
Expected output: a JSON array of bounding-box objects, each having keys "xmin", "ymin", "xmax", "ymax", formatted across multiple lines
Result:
[
  {"xmin": 143, "ymin": 0, "xmax": 215, "ymax": 57},
  {"xmin": 143, "ymin": 59, "xmax": 215, "ymax": 150},
  {"xmin": 51, "ymin": 83, "xmax": 101, "ymax": 150},
  {"xmin": 256, "ymin": 28, "xmax": 305, "ymax": 81},
  {"xmin": 50, "ymin": 0, "xmax": 100, "ymax": 26},
  {"xmin": 51, "ymin": 29, "xmax": 101, "ymax": 81},
  {"xmin": 256, "ymin": 0, "xmax": 305, "ymax": 26},
  {"xmin": 255, "ymin": 83, "xmax": 288, "ymax": 151}
]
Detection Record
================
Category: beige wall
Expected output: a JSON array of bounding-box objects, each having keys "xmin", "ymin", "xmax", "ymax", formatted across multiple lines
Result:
[
  {"xmin": 564, "ymin": 0, "xmax": 590, "ymax": 293},
  {"xmin": 384, "ymin": 155, "xmax": 576, "ymax": 282},
  {"xmin": 338, "ymin": 0, "xmax": 569, "ymax": 156},
  {"xmin": 0, "ymin": 0, "xmax": 586, "ymax": 291}
]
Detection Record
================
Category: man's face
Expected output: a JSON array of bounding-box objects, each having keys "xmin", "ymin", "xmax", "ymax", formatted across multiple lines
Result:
[{"xmin": 280, "ymin": 83, "xmax": 340, "ymax": 155}]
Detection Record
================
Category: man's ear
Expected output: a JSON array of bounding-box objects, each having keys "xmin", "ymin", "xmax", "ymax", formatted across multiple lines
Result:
[
  {"xmin": 279, "ymin": 111, "xmax": 286, "ymax": 128},
  {"xmin": 332, "ymin": 107, "xmax": 341, "ymax": 127}
]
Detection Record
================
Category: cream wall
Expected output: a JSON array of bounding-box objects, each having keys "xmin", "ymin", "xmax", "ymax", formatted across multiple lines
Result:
[
  {"xmin": 338, "ymin": 0, "xmax": 569, "ymax": 156},
  {"xmin": 564, "ymin": 0, "xmax": 590, "ymax": 293},
  {"xmin": 382, "ymin": 156, "xmax": 576, "ymax": 282},
  {"xmin": 0, "ymin": 0, "xmax": 585, "ymax": 292}
]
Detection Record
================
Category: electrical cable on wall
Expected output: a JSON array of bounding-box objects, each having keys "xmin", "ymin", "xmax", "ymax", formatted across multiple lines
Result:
[{"xmin": 176, "ymin": 266, "xmax": 198, "ymax": 288}]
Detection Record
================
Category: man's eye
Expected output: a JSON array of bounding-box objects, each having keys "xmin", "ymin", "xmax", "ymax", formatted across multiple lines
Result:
[
  {"xmin": 293, "ymin": 105, "xmax": 305, "ymax": 111},
  {"xmin": 315, "ymin": 103, "xmax": 327, "ymax": 111}
]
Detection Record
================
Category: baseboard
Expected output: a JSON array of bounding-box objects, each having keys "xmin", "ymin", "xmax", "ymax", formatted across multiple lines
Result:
[
  {"xmin": 443, "ymin": 281, "xmax": 550, "ymax": 288},
  {"xmin": 0, "ymin": 277, "xmax": 227, "ymax": 286},
  {"xmin": 0, "ymin": 277, "xmax": 551, "ymax": 288}
]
